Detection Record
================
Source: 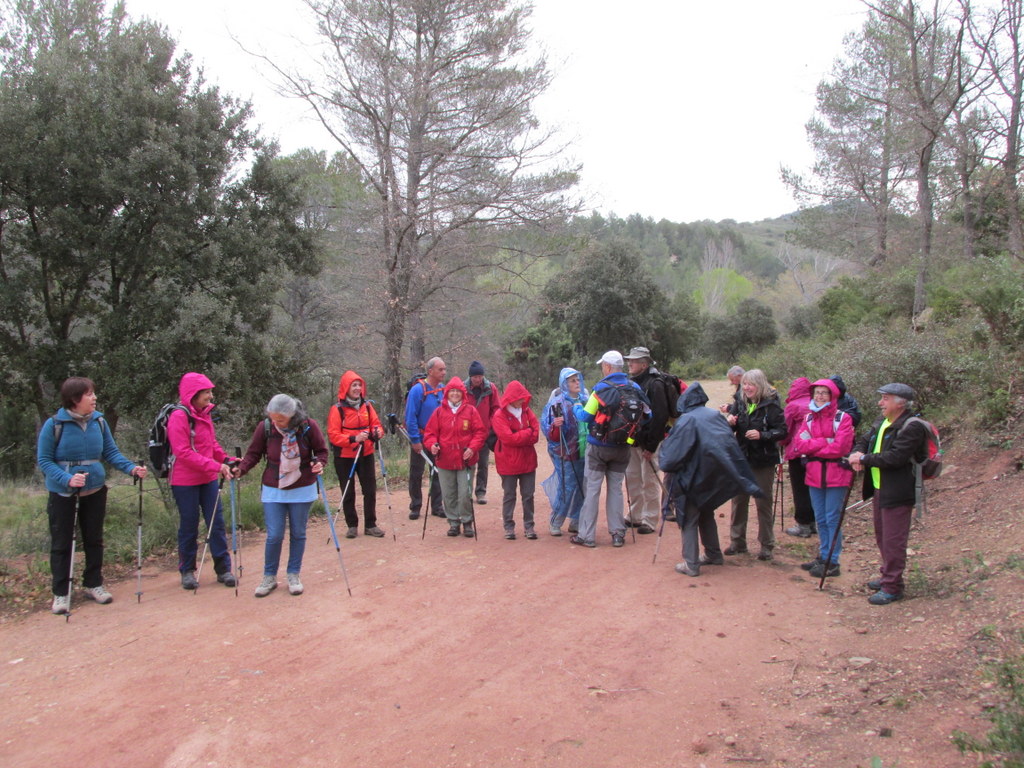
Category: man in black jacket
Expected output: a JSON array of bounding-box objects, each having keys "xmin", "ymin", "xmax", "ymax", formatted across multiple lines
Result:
[
  {"xmin": 623, "ymin": 347, "xmax": 672, "ymax": 534},
  {"xmin": 660, "ymin": 383, "xmax": 763, "ymax": 577},
  {"xmin": 849, "ymin": 383, "xmax": 928, "ymax": 605}
]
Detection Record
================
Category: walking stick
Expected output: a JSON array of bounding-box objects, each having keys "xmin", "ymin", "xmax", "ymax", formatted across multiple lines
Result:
[
  {"xmin": 623, "ymin": 463, "xmax": 637, "ymax": 544},
  {"xmin": 65, "ymin": 479, "xmax": 85, "ymax": 622},
  {"xmin": 134, "ymin": 460, "xmax": 144, "ymax": 603},
  {"xmin": 195, "ymin": 478, "xmax": 225, "ymax": 595},
  {"xmin": 228, "ymin": 447, "xmax": 241, "ymax": 597},
  {"xmin": 374, "ymin": 438, "xmax": 397, "ymax": 541},
  {"xmin": 328, "ymin": 442, "xmax": 364, "ymax": 544},
  {"xmin": 464, "ymin": 456, "xmax": 478, "ymax": 541},
  {"xmin": 418, "ymin": 450, "xmax": 439, "ymax": 540},
  {"xmin": 818, "ymin": 482, "xmax": 855, "ymax": 591},
  {"xmin": 317, "ymin": 475, "xmax": 352, "ymax": 596},
  {"xmin": 774, "ymin": 463, "xmax": 784, "ymax": 533},
  {"xmin": 647, "ymin": 457, "xmax": 667, "ymax": 565}
]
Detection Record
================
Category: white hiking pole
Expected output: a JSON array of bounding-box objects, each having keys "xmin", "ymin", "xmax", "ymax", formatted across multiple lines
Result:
[
  {"xmin": 65, "ymin": 478, "xmax": 85, "ymax": 622},
  {"xmin": 134, "ymin": 460, "xmax": 144, "ymax": 603},
  {"xmin": 228, "ymin": 447, "xmax": 241, "ymax": 597},
  {"xmin": 374, "ymin": 439, "xmax": 397, "ymax": 541},
  {"xmin": 317, "ymin": 475, "xmax": 352, "ymax": 596},
  {"xmin": 195, "ymin": 479, "xmax": 225, "ymax": 595}
]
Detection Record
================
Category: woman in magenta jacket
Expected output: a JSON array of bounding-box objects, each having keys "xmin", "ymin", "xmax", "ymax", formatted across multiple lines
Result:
[
  {"xmin": 492, "ymin": 380, "xmax": 540, "ymax": 540},
  {"xmin": 423, "ymin": 377, "xmax": 487, "ymax": 537},
  {"xmin": 790, "ymin": 378, "xmax": 856, "ymax": 579},
  {"xmin": 168, "ymin": 372, "xmax": 236, "ymax": 591}
]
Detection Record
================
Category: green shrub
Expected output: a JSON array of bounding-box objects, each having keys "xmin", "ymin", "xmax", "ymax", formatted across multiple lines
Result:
[{"xmin": 953, "ymin": 653, "xmax": 1024, "ymax": 767}]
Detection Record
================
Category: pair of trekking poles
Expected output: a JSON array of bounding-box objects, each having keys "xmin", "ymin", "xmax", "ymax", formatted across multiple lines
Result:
[{"xmin": 195, "ymin": 448, "xmax": 244, "ymax": 597}]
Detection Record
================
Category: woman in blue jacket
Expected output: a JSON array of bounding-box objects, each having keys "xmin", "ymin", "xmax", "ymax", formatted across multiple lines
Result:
[{"xmin": 37, "ymin": 377, "xmax": 147, "ymax": 615}]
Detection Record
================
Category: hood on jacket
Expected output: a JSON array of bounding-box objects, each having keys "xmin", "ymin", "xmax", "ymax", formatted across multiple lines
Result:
[
  {"xmin": 679, "ymin": 382, "xmax": 709, "ymax": 413},
  {"xmin": 179, "ymin": 372, "xmax": 215, "ymax": 411},
  {"xmin": 558, "ymin": 367, "xmax": 588, "ymax": 399},
  {"xmin": 337, "ymin": 370, "xmax": 366, "ymax": 401},
  {"xmin": 444, "ymin": 376, "xmax": 468, "ymax": 403},
  {"xmin": 829, "ymin": 374, "xmax": 848, "ymax": 397},
  {"xmin": 810, "ymin": 378, "xmax": 841, "ymax": 418},
  {"xmin": 501, "ymin": 380, "xmax": 532, "ymax": 409},
  {"xmin": 787, "ymin": 377, "xmax": 812, "ymax": 404}
]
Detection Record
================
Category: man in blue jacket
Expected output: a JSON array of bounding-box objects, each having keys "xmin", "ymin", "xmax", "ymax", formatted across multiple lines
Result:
[{"xmin": 404, "ymin": 357, "xmax": 446, "ymax": 519}]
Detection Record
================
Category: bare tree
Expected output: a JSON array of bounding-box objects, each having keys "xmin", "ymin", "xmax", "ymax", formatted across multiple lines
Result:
[{"xmin": 269, "ymin": 0, "xmax": 578, "ymax": 408}]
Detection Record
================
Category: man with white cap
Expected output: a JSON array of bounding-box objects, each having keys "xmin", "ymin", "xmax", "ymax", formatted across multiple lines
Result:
[
  {"xmin": 848, "ymin": 383, "xmax": 928, "ymax": 606},
  {"xmin": 570, "ymin": 351, "xmax": 649, "ymax": 548}
]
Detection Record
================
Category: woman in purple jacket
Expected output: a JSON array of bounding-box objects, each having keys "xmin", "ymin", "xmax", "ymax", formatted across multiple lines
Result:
[{"xmin": 168, "ymin": 372, "xmax": 236, "ymax": 591}]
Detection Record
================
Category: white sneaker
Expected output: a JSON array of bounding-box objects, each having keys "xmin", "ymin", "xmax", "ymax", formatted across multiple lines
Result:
[
  {"xmin": 287, "ymin": 573, "xmax": 303, "ymax": 595},
  {"xmin": 51, "ymin": 594, "xmax": 70, "ymax": 615},
  {"xmin": 254, "ymin": 575, "xmax": 277, "ymax": 597},
  {"xmin": 84, "ymin": 585, "xmax": 113, "ymax": 604}
]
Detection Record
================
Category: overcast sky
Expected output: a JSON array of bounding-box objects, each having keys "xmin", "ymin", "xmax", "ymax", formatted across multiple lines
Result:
[{"xmin": 123, "ymin": 0, "xmax": 868, "ymax": 224}]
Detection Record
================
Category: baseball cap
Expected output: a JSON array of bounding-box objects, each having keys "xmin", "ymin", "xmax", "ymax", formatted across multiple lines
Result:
[{"xmin": 596, "ymin": 350, "xmax": 624, "ymax": 367}]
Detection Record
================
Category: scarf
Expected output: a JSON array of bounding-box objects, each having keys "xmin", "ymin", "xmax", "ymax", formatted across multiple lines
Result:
[{"xmin": 276, "ymin": 425, "xmax": 302, "ymax": 488}]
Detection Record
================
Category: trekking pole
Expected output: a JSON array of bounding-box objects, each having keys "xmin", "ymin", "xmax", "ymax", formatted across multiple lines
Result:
[
  {"xmin": 228, "ymin": 447, "xmax": 241, "ymax": 597},
  {"xmin": 65, "ymin": 478, "xmax": 85, "ymax": 622},
  {"xmin": 195, "ymin": 478, "xmax": 225, "ymax": 595},
  {"xmin": 134, "ymin": 460, "xmax": 144, "ymax": 604},
  {"xmin": 329, "ymin": 442, "xmax": 364, "ymax": 544},
  {"xmin": 652, "ymin": 470, "xmax": 675, "ymax": 565},
  {"xmin": 317, "ymin": 475, "xmax": 352, "ymax": 596},
  {"xmin": 645, "ymin": 457, "xmax": 666, "ymax": 564},
  {"xmin": 418, "ymin": 449, "xmax": 439, "ymax": 540},
  {"xmin": 818, "ymin": 483, "xmax": 854, "ymax": 591},
  {"xmin": 464, "ymin": 455, "xmax": 477, "ymax": 542},
  {"xmin": 374, "ymin": 438, "xmax": 397, "ymax": 541},
  {"xmin": 623, "ymin": 464, "xmax": 637, "ymax": 544},
  {"xmin": 773, "ymin": 463, "xmax": 784, "ymax": 533}
]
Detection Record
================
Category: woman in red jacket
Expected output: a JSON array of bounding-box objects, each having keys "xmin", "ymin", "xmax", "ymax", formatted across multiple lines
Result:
[
  {"xmin": 327, "ymin": 371, "xmax": 385, "ymax": 539},
  {"xmin": 492, "ymin": 380, "xmax": 540, "ymax": 540},
  {"xmin": 423, "ymin": 377, "xmax": 487, "ymax": 537}
]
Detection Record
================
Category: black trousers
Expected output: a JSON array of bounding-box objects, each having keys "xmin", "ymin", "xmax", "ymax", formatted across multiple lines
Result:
[
  {"xmin": 334, "ymin": 453, "xmax": 378, "ymax": 528},
  {"xmin": 48, "ymin": 486, "xmax": 108, "ymax": 594},
  {"xmin": 788, "ymin": 459, "xmax": 815, "ymax": 526}
]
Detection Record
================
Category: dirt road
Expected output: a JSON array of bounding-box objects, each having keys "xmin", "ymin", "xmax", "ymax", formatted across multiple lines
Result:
[{"xmin": 0, "ymin": 379, "xmax": 979, "ymax": 767}]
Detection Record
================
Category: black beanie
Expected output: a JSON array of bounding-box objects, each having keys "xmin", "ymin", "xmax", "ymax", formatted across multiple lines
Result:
[{"xmin": 468, "ymin": 360, "xmax": 485, "ymax": 376}]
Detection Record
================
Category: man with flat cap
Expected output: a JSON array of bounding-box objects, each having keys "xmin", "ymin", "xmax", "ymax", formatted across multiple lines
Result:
[
  {"xmin": 623, "ymin": 346, "xmax": 673, "ymax": 534},
  {"xmin": 848, "ymin": 383, "xmax": 929, "ymax": 605}
]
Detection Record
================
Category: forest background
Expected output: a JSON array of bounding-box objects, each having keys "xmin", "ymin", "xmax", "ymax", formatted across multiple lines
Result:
[{"xmin": 2, "ymin": 0, "xmax": 1023, "ymax": 483}]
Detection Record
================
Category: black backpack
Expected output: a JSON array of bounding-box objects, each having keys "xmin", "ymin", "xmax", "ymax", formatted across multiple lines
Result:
[
  {"xmin": 649, "ymin": 370, "xmax": 684, "ymax": 419},
  {"xmin": 590, "ymin": 383, "xmax": 647, "ymax": 445},
  {"xmin": 148, "ymin": 404, "xmax": 194, "ymax": 478}
]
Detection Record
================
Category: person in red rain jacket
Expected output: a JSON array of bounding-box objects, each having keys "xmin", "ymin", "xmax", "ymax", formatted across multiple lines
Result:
[
  {"xmin": 423, "ymin": 377, "xmax": 487, "ymax": 537},
  {"xmin": 492, "ymin": 380, "xmax": 540, "ymax": 540},
  {"xmin": 327, "ymin": 371, "xmax": 385, "ymax": 538}
]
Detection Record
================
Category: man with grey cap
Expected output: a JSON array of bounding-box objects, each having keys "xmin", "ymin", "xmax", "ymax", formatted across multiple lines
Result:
[
  {"xmin": 570, "ymin": 351, "xmax": 650, "ymax": 548},
  {"xmin": 848, "ymin": 383, "xmax": 929, "ymax": 606},
  {"xmin": 623, "ymin": 346, "xmax": 673, "ymax": 533}
]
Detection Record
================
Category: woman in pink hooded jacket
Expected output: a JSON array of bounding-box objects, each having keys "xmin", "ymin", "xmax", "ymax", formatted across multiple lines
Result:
[
  {"xmin": 492, "ymin": 380, "xmax": 540, "ymax": 540},
  {"xmin": 168, "ymin": 372, "xmax": 236, "ymax": 591},
  {"xmin": 790, "ymin": 378, "xmax": 855, "ymax": 579}
]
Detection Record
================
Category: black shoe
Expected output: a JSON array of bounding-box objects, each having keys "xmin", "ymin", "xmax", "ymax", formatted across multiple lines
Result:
[
  {"xmin": 567, "ymin": 522, "xmax": 579, "ymax": 534},
  {"xmin": 757, "ymin": 549, "xmax": 774, "ymax": 561},
  {"xmin": 724, "ymin": 545, "xmax": 748, "ymax": 556},
  {"xmin": 868, "ymin": 590, "xmax": 903, "ymax": 605},
  {"xmin": 476, "ymin": 496, "xmax": 487, "ymax": 505},
  {"xmin": 636, "ymin": 523, "xmax": 655, "ymax": 534},
  {"xmin": 699, "ymin": 555, "xmax": 725, "ymax": 566},
  {"xmin": 431, "ymin": 509, "xmax": 446, "ymax": 518},
  {"xmin": 181, "ymin": 571, "xmax": 198, "ymax": 590},
  {"xmin": 801, "ymin": 557, "xmax": 824, "ymax": 571},
  {"xmin": 611, "ymin": 533, "xmax": 625, "ymax": 548},
  {"xmin": 504, "ymin": 532, "xmax": 516, "ymax": 540},
  {"xmin": 664, "ymin": 514, "xmax": 677, "ymax": 522},
  {"xmin": 217, "ymin": 571, "xmax": 237, "ymax": 587},
  {"xmin": 409, "ymin": 512, "xmax": 420, "ymax": 520},
  {"xmin": 624, "ymin": 520, "xmax": 637, "ymax": 528},
  {"xmin": 525, "ymin": 531, "xmax": 538, "ymax": 540},
  {"xmin": 809, "ymin": 561, "xmax": 840, "ymax": 578},
  {"xmin": 447, "ymin": 526, "xmax": 461, "ymax": 537},
  {"xmin": 570, "ymin": 535, "xmax": 595, "ymax": 548},
  {"xmin": 463, "ymin": 523, "xmax": 475, "ymax": 538}
]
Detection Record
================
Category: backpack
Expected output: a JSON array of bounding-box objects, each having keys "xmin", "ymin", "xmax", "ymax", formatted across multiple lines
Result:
[
  {"xmin": 148, "ymin": 404, "xmax": 194, "ymax": 478},
  {"xmin": 52, "ymin": 415, "xmax": 108, "ymax": 448},
  {"xmin": 905, "ymin": 416, "xmax": 943, "ymax": 480},
  {"xmin": 590, "ymin": 383, "xmax": 648, "ymax": 445},
  {"xmin": 650, "ymin": 371, "xmax": 686, "ymax": 419}
]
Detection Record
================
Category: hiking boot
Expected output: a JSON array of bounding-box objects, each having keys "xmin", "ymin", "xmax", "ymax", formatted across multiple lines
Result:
[
  {"xmin": 504, "ymin": 531, "xmax": 516, "ymax": 540},
  {"xmin": 181, "ymin": 571, "xmax": 199, "ymax": 590},
  {"xmin": 569, "ymin": 535, "xmax": 595, "ymax": 548},
  {"xmin": 611, "ymin": 533, "xmax": 625, "ymax": 548},
  {"xmin": 287, "ymin": 573, "xmax": 303, "ymax": 595},
  {"xmin": 636, "ymin": 523, "xmax": 656, "ymax": 534},
  {"xmin": 567, "ymin": 521, "xmax": 579, "ymax": 534},
  {"xmin": 675, "ymin": 562, "xmax": 700, "ymax": 577},
  {"xmin": 800, "ymin": 557, "xmax": 824, "ymax": 571},
  {"xmin": 475, "ymin": 496, "xmax": 487, "ymax": 505},
  {"xmin": 217, "ymin": 571, "xmax": 237, "ymax": 587},
  {"xmin": 408, "ymin": 512, "xmax": 420, "ymax": 520},
  {"xmin": 51, "ymin": 594, "xmax": 70, "ymax": 615},
  {"xmin": 365, "ymin": 526, "xmax": 385, "ymax": 538},
  {"xmin": 624, "ymin": 520, "xmax": 637, "ymax": 528},
  {"xmin": 462, "ymin": 522, "xmax": 475, "ymax": 537},
  {"xmin": 699, "ymin": 555, "xmax": 725, "ymax": 566},
  {"xmin": 447, "ymin": 524, "xmax": 461, "ymax": 537},
  {"xmin": 785, "ymin": 524, "xmax": 813, "ymax": 538},
  {"xmin": 549, "ymin": 526, "xmax": 563, "ymax": 537},
  {"xmin": 431, "ymin": 509, "xmax": 446, "ymax": 518},
  {"xmin": 868, "ymin": 590, "xmax": 903, "ymax": 605},
  {"xmin": 345, "ymin": 527, "xmax": 358, "ymax": 539},
  {"xmin": 866, "ymin": 578, "xmax": 883, "ymax": 591},
  {"xmin": 724, "ymin": 545, "xmax": 748, "ymax": 556},
  {"xmin": 809, "ymin": 561, "xmax": 841, "ymax": 578},
  {"xmin": 757, "ymin": 549, "xmax": 774, "ymax": 562},
  {"xmin": 525, "ymin": 531, "xmax": 538, "ymax": 540},
  {"xmin": 664, "ymin": 514, "xmax": 677, "ymax": 522},
  {"xmin": 84, "ymin": 585, "xmax": 113, "ymax": 604},
  {"xmin": 254, "ymin": 575, "xmax": 277, "ymax": 597}
]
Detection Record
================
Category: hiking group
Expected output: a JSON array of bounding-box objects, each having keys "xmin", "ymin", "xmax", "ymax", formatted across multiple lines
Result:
[{"xmin": 37, "ymin": 354, "xmax": 937, "ymax": 614}]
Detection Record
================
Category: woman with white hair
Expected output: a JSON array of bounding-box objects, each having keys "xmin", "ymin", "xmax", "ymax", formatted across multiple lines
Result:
[{"xmin": 235, "ymin": 394, "xmax": 329, "ymax": 597}]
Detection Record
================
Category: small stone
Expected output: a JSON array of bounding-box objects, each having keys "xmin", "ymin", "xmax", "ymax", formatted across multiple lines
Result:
[
  {"xmin": 911, "ymin": 616, "xmax": 926, "ymax": 623},
  {"xmin": 691, "ymin": 737, "xmax": 708, "ymax": 754},
  {"xmin": 724, "ymin": 734, "xmax": 737, "ymax": 746},
  {"xmin": 818, "ymin": 705, "xmax": 834, "ymax": 716},
  {"xmin": 848, "ymin": 657, "xmax": 873, "ymax": 668},
  {"xmin": 879, "ymin": 727, "xmax": 893, "ymax": 737}
]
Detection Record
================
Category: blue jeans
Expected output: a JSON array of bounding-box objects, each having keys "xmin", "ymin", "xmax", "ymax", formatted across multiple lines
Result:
[
  {"xmin": 810, "ymin": 485, "xmax": 849, "ymax": 564},
  {"xmin": 173, "ymin": 480, "xmax": 231, "ymax": 574},
  {"xmin": 262, "ymin": 501, "xmax": 311, "ymax": 575}
]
